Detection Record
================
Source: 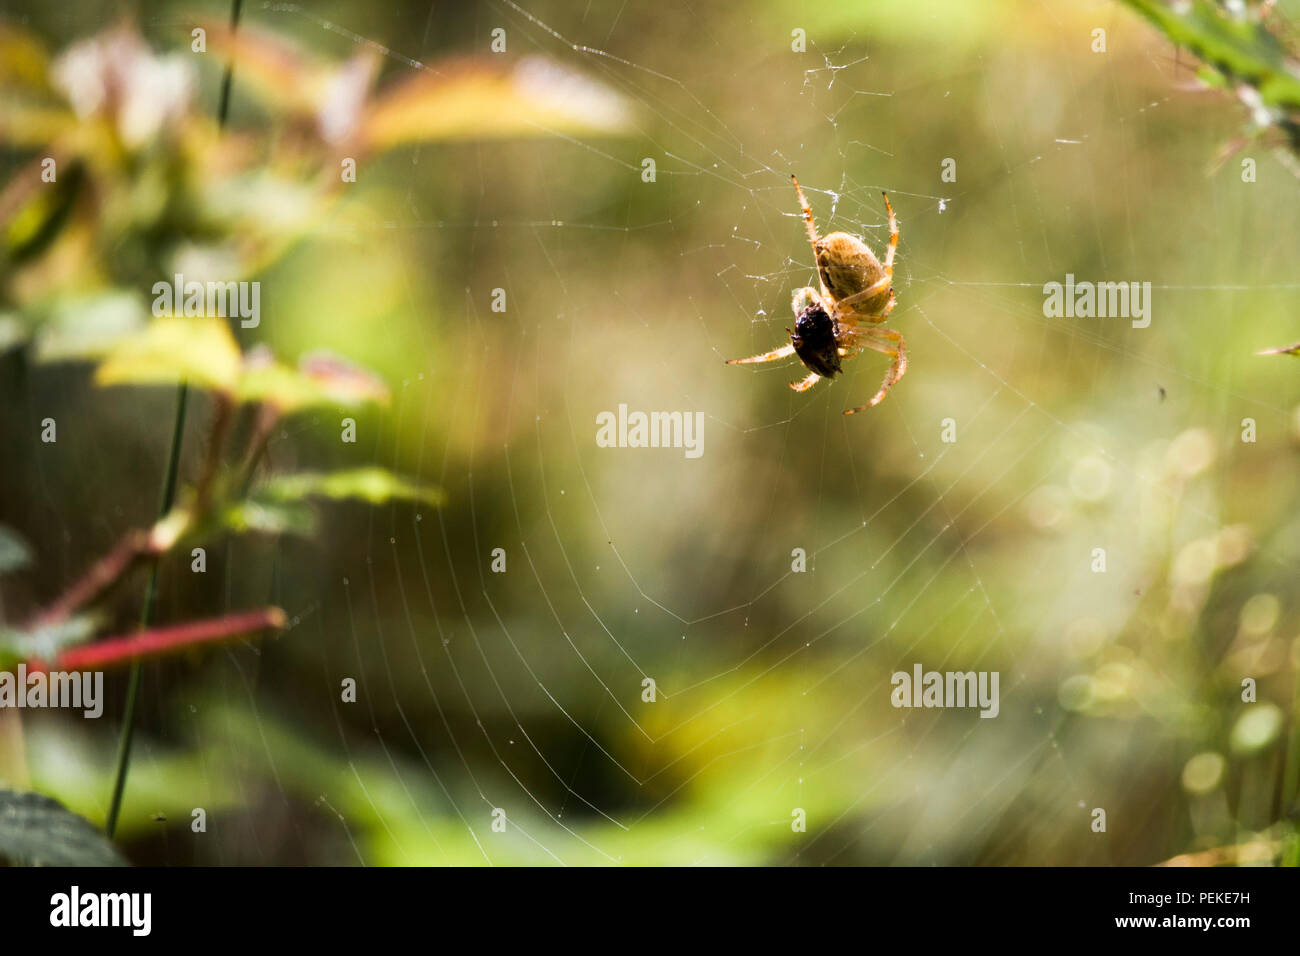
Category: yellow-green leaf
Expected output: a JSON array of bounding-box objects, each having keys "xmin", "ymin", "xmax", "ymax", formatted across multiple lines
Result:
[
  {"xmin": 213, "ymin": 497, "xmax": 317, "ymax": 538},
  {"xmin": 257, "ymin": 467, "xmax": 443, "ymax": 507},
  {"xmin": 236, "ymin": 349, "xmax": 389, "ymax": 412},
  {"xmin": 1120, "ymin": 0, "xmax": 1300, "ymax": 109},
  {"xmin": 364, "ymin": 55, "xmax": 636, "ymax": 149},
  {"xmin": 95, "ymin": 315, "xmax": 241, "ymax": 392}
]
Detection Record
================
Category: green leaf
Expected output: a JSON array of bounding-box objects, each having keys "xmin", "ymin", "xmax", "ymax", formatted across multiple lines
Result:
[
  {"xmin": 236, "ymin": 349, "xmax": 390, "ymax": 412},
  {"xmin": 208, "ymin": 469, "xmax": 439, "ymax": 541},
  {"xmin": 256, "ymin": 467, "xmax": 444, "ymax": 507},
  {"xmin": 93, "ymin": 320, "xmax": 392, "ymax": 411},
  {"xmin": 1120, "ymin": 1, "xmax": 1300, "ymax": 110},
  {"xmin": 0, "ymin": 525, "xmax": 31, "ymax": 575},
  {"xmin": 0, "ymin": 789, "xmax": 128, "ymax": 866},
  {"xmin": 213, "ymin": 497, "xmax": 318, "ymax": 538},
  {"xmin": 33, "ymin": 290, "xmax": 148, "ymax": 361},
  {"xmin": 95, "ymin": 315, "xmax": 242, "ymax": 392}
]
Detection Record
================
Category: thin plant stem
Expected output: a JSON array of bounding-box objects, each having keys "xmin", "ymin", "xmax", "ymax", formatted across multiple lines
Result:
[
  {"xmin": 217, "ymin": 0, "xmax": 244, "ymax": 123},
  {"xmin": 27, "ymin": 529, "xmax": 154, "ymax": 631},
  {"xmin": 105, "ymin": 0, "xmax": 244, "ymax": 839},
  {"xmin": 55, "ymin": 606, "xmax": 286, "ymax": 672},
  {"xmin": 105, "ymin": 385, "xmax": 186, "ymax": 838}
]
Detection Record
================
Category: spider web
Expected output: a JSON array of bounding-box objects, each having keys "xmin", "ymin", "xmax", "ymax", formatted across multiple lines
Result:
[{"xmin": 34, "ymin": 0, "xmax": 1300, "ymax": 865}]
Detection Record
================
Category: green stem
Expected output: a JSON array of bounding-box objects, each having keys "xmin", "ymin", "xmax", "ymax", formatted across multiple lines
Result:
[
  {"xmin": 216, "ymin": 0, "xmax": 244, "ymax": 123},
  {"xmin": 105, "ymin": 385, "xmax": 187, "ymax": 838},
  {"xmin": 104, "ymin": 0, "xmax": 245, "ymax": 842}
]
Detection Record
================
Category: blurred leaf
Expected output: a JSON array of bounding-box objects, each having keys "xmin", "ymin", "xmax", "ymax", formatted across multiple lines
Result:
[
  {"xmin": 0, "ymin": 615, "xmax": 100, "ymax": 670},
  {"xmin": 92, "ymin": 317, "xmax": 393, "ymax": 409},
  {"xmin": 95, "ymin": 315, "xmax": 241, "ymax": 391},
  {"xmin": 0, "ymin": 525, "xmax": 31, "ymax": 575},
  {"xmin": 237, "ymin": 348, "xmax": 390, "ymax": 412},
  {"xmin": 234, "ymin": 359, "xmax": 333, "ymax": 412},
  {"xmin": 211, "ymin": 468, "xmax": 439, "ymax": 539},
  {"xmin": 200, "ymin": 172, "xmax": 324, "ymax": 246},
  {"xmin": 213, "ymin": 496, "xmax": 318, "ymax": 538},
  {"xmin": 364, "ymin": 55, "xmax": 636, "ymax": 149},
  {"xmin": 255, "ymin": 467, "xmax": 444, "ymax": 508},
  {"xmin": 208, "ymin": 468, "xmax": 438, "ymax": 539},
  {"xmin": 1, "ymin": 159, "xmax": 83, "ymax": 264},
  {"xmin": 0, "ymin": 101, "xmax": 73, "ymax": 148},
  {"xmin": 0, "ymin": 26, "xmax": 53, "ymax": 91},
  {"xmin": 1160, "ymin": 838, "xmax": 1282, "ymax": 866},
  {"xmin": 49, "ymin": 25, "xmax": 196, "ymax": 152},
  {"xmin": 1121, "ymin": 0, "xmax": 1300, "ymax": 109},
  {"xmin": 1283, "ymin": 825, "xmax": 1300, "ymax": 866},
  {"xmin": 202, "ymin": 23, "xmax": 324, "ymax": 116},
  {"xmin": 203, "ymin": 23, "xmax": 378, "ymax": 144},
  {"xmin": 207, "ymin": 24, "xmax": 636, "ymax": 148},
  {"xmin": 32, "ymin": 289, "xmax": 148, "ymax": 361},
  {"xmin": 0, "ymin": 789, "xmax": 127, "ymax": 866}
]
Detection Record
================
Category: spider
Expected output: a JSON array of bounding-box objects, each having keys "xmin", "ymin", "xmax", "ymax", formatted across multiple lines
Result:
[{"xmin": 727, "ymin": 175, "xmax": 905, "ymax": 414}]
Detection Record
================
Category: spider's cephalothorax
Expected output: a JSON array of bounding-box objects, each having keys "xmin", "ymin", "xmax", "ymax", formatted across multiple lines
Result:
[
  {"xmin": 790, "ymin": 301, "xmax": 842, "ymax": 379},
  {"xmin": 726, "ymin": 175, "xmax": 906, "ymax": 414}
]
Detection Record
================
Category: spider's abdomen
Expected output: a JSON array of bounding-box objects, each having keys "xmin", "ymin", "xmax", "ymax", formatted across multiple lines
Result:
[
  {"xmin": 816, "ymin": 232, "xmax": 889, "ymax": 315},
  {"xmin": 791, "ymin": 301, "xmax": 842, "ymax": 379}
]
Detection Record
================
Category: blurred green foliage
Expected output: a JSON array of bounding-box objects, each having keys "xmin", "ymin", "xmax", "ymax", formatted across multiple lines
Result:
[
  {"xmin": 1121, "ymin": 0, "xmax": 1300, "ymax": 158},
  {"xmin": 1, "ymin": 0, "xmax": 1299, "ymax": 866}
]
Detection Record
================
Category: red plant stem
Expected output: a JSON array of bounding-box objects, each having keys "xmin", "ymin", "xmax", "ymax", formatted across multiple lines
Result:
[
  {"xmin": 29, "ymin": 606, "xmax": 287, "ymax": 672},
  {"xmin": 25, "ymin": 530, "xmax": 156, "ymax": 631}
]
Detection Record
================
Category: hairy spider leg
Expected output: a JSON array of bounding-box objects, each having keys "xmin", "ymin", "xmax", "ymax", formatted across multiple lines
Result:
[
  {"xmin": 726, "ymin": 342, "xmax": 795, "ymax": 365},
  {"xmin": 880, "ymin": 191, "xmax": 898, "ymax": 277},
  {"xmin": 791, "ymin": 175, "xmax": 833, "ymax": 303},
  {"xmin": 843, "ymin": 322, "xmax": 906, "ymax": 415},
  {"xmin": 789, "ymin": 370, "xmax": 821, "ymax": 392},
  {"xmin": 731, "ymin": 186, "xmax": 906, "ymax": 411},
  {"xmin": 831, "ymin": 277, "xmax": 894, "ymax": 326}
]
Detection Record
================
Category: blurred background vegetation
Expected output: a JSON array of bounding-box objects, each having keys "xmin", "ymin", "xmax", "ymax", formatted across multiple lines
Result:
[{"xmin": 2, "ymin": 0, "xmax": 1300, "ymax": 865}]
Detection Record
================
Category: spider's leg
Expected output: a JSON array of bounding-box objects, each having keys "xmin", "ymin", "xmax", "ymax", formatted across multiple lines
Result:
[
  {"xmin": 726, "ymin": 342, "xmax": 795, "ymax": 365},
  {"xmin": 831, "ymin": 277, "xmax": 893, "ymax": 322},
  {"xmin": 789, "ymin": 370, "xmax": 821, "ymax": 393},
  {"xmin": 792, "ymin": 287, "xmax": 822, "ymax": 316},
  {"xmin": 792, "ymin": 175, "xmax": 820, "ymax": 248},
  {"xmin": 792, "ymin": 176, "xmax": 834, "ymax": 303},
  {"xmin": 881, "ymin": 191, "xmax": 898, "ymax": 278},
  {"xmin": 835, "ymin": 324, "xmax": 866, "ymax": 360},
  {"xmin": 843, "ymin": 326, "xmax": 907, "ymax": 415}
]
